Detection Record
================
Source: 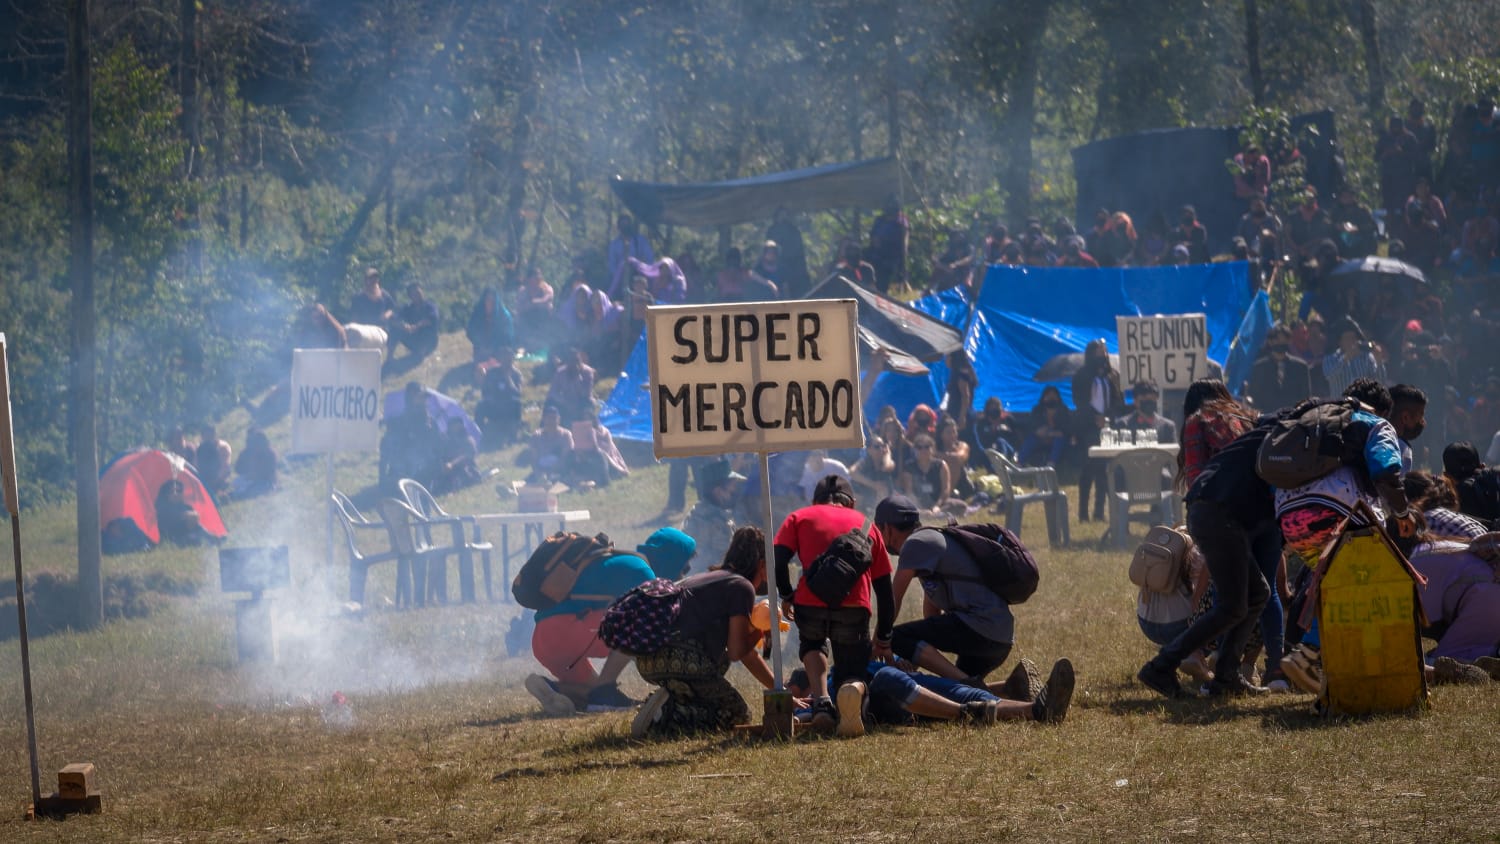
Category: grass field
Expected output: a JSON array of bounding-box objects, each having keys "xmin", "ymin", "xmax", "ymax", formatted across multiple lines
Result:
[{"xmin": 2, "ymin": 333, "xmax": 1498, "ymax": 842}]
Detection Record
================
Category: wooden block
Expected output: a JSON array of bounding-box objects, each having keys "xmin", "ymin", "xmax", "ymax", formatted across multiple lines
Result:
[
  {"xmin": 762, "ymin": 690, "xmax": 795, "ymax": 738},
  {"xmin": 57, "ymin": 763, "xmax": 95, "ymax": 800}
]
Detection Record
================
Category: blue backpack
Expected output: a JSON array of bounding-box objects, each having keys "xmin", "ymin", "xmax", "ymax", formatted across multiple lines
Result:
[{"xmin": 599, "ymin": 578, "xmax": 685, "ymax": 656}]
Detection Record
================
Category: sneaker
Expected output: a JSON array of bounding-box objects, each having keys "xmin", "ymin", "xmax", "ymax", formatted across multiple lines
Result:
[
  {"xmin": 835, "ymin": 682, "xmax": 867, "ymax": 738},
  {"xmin": 1473, "ymin": 655, "xmax": 1500, "ymax": 682},
  {"xmin": 809, "ymin": 697, "xmax": 837, "ymax": 733},
  {"xmin": 1000, "ymin": 658, "xmax": 1042, "ymax": 702},
  {"xmin": 1200, "ymin": 674, "xmax": 1269, "ymax": 698},
  {"xmin": 1265, "ymin": 678, "xmax": 1293, "ymax": 693},
  {"xmin": 960, "ymin": 700, "xmax": 1000, "ymax": 725},
  {"xmin": 584, "ymin": 683, "xmax": 642, "ymax": 712},
  {"xmin": 1033, "ymin": 658, "xmax": 1075, "ymax": 723},
  {"xmin": 524, "ymin": 674, "xmax": 577, "ymax": 717},
  {"xmin": 630, "ymin": 689, "xmax": 670, "ymax": 738},
  {"xmin": 1433, "ymin": 656, "xmax": 1492, "ymax": 686},
  {"xmin": 1280, "ymin": 645, "xmax": 1323, "ymax": 695},
  {"xmin": 1138, "ymin": 660, "xmax": 1187, "ymax": 699}
]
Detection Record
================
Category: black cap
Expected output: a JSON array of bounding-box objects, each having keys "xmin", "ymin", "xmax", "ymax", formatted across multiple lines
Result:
[
  {"xmin": 1443, "ymin": 442, "xmax": 1483, "ymax": 478},
  {"xmin": 812, "ymin": 474, "xmax": 855, "ymax": 506},
  {"xmin": 874, "ymin": 495, "xmax": 922, "ymax": 528}
]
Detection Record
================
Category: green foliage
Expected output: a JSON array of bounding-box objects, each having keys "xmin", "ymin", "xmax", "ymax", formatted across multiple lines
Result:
[
  {"xmin": 3, "ymin": 0, "xmax": 1500, "ymax": 509},
  {"xmin": 1230, "ymin": 105, "xmax": 1313, "ymax": 208}
]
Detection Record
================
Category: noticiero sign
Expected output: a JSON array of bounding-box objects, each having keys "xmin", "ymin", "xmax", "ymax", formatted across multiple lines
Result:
[{"xmin": 646, "ymin": 299, "xmax": 865, "ymax": 459}]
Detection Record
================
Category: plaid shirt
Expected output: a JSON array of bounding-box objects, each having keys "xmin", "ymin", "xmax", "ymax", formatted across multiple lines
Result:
[{"xmin": 1181, "ymin": 410, "xmax": 1252, "ymax": 491}]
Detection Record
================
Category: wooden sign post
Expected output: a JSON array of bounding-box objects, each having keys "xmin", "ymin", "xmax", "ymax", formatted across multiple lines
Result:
[{"xmin": 647, "ymin": 300, "xmax": 864, "ymax": 735}]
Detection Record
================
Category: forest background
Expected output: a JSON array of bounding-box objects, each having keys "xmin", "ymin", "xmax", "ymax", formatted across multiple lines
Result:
[{"xmin": 3, "ymin": 0, "xmax": 1500, "ymax": 508}]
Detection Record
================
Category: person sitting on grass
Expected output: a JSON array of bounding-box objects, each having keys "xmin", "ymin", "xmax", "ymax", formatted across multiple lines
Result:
[
  {"xmin": 898, "ymin": 434, "xmax": 965, "ymax": 517},
  {"xmin": 155, "ymin": 479, "xmax": 214, "ymax": 547},
  {"xmin": 231, "ymin": 427, "xmax": 278, "ymax": 499},
  {"xmin": 874, "ymin": 495, "xmax": 1017, "ymax": 687},
  {"xmin": 1402, "ymin": 524, "xmax": 1500, "ymax": 685},
  {"xmin": 632, "ymin": 527, "xmax": 778, "ymax": 738},
  {"xmin": 524, "ymin": 528, "xmax": 698, "ymax": 716},
  {"xmin": 526, "ymin": 405, "xmax": 573, "ymax": 484},
  {"xmin": 433, "ymin": 418, "xmax": 482, "ymax": 494}
]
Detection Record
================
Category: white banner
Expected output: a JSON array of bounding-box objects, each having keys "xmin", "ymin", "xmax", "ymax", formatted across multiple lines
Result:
[
  {"xmin": 647, "ymin": 299, "xmax": 864, "ymax": 458},
  {"xmin": 1115, "ymin": 313, "xmax": 1209, "ymax": 391},
  {"xmin": 290, "ymin": 349, "xmax": 383, "ymax": 454}
]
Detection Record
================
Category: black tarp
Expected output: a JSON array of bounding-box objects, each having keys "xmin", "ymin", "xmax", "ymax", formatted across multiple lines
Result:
[
  {"xmin": 611, "ymin": 157, "xmax": 916, "ymax": 228},
  {"xmin": 804, "ymin": 275, "xmax": 965, "ymax": 375},
  {"xmin": 1071, "ymin": 110, "xmax": 1341, "ymax": 254}
]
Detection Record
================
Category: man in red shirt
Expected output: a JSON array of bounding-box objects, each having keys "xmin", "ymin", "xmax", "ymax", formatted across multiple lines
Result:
[{"xmin": 774, "ymin": 475, "xmax": 895, "ymax": 734}]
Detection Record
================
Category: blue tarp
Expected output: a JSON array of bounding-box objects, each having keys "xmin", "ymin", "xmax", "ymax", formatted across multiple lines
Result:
[
  {"xmin": 600, "ymin": 265, "xmax": 1253, "ymax": 442},
  {"xmin": 599, "ymin": 328, "xmax": 654, "ymax": 443},
  {"xmin": 967, "ymin": 262, "xmax": 1252, "ymax": 412},
  {"xmin": 1223, "ymin": 289, "xmax": 1274, "ymax": 397}
]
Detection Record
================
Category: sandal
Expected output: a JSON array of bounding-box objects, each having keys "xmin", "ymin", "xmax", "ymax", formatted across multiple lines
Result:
[{"xmin": 1279, "ymin": 645, "xmax": 1323, "ymax": 695}]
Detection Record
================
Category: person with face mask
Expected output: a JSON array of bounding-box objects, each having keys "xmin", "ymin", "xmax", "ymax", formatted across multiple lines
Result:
[
  {"xmin": 1247, "ymin": 324, "xmax": 1315, "ymax": 413},
  {"xmin": 1386, "ymin": 384, "xmax": 1428, "ymax": 474},
  {"xmin": 1071, "ymin": 339, "xmax": 1124, "ymax": 522},
  {"xmin": 1114, "ymin": 381, "xmax": 1177, "ymax": 444}
]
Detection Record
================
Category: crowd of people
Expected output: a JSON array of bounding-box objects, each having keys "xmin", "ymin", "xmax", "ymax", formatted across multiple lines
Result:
[{"xmin": 523, "ymin": 477, "xmax": 1076, "ymax": 739}]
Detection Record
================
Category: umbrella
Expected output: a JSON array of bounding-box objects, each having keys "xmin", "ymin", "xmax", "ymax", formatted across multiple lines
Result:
[
  {"xmin": 1326, "ymin": 256, "xmax": 1427, "ymax": 292},
  {"xmin": 1033, "ymin": 352, "xmax": 1120, "ymax": 383},
  {"xmin": 383, "ymin": 387, "xmax": 483, "ymax": 442}
]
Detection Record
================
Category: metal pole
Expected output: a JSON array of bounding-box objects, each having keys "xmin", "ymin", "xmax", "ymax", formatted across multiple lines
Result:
[
  {"xmin": 325, "ymin": 453, "xmax": 335, "ymax": 567},
  {"xmin": 1, "ymin": 333, "xmax": 40, "ymax": 805},
  {"xmin": 759, "ymin": 452, "xmax": 783, "ymax": 690},
  {"xmin": 10, "ymin": 516, "xmax": 41, "ymax": 806}
]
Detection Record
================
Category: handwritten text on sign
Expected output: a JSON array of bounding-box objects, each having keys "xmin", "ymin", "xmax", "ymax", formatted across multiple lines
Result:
[
  {"xmin": 290, "ymin": 348, "xmax": 383, "ymax": 454},
  {"xmin": 647, "ymin": 300, "xmax": 864, "ymax": 458},
  {"xmin": 1115, "ymin": 313, "xmax": 1208, "ymax": 390}
]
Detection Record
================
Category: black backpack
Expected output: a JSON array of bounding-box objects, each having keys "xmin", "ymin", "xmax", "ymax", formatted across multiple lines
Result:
[
  {"xmin": 511, "ymin": 531, "xmax": 623, "ymax": 610},
  {"xmin": 800, "ymin": 526, "xmax": 873, "ymax": 607},
  {"xmin": 1254, "ymin": 397, "xmax": 1366, "ymax": 489},
  {"xmin": 932, "ymin": 523, "xmax": 1040, "ymax": 605},
  {"xmin": 1460, "ymin": 469, "xmax": 1500, "ymax": 525}
]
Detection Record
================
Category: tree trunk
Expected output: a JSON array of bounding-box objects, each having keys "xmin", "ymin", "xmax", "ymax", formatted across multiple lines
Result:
[
  {"xmin": 67, "ymin": 0, "xmax": 102, "ymax": 630},
  {"xmin": 1244, "ymin": 0, "xmax": 1264, "ymax": 107},
  {"xmin": 179, "ymin": 0, "xmax": 201, "ymax": 280},
  {"xmin": 883, "ymin": 0, "xmax": 901, "ymax": 159},
  {"xmin": 1350, "ymin": 0, "xmax": 1385, "ymax": 121},
  {"xmin": 502, "ymin": 7, "xmax": 543, "ymax": 277},
  {"xmin": 1000, "ymin": 0, "xmax": 1051, "ymax": 225}
]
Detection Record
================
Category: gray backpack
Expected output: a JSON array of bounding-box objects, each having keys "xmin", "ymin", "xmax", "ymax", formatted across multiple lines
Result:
[{"xmin": 1254, "ymin": 398, "xmax": 1363, "ymax": 489}]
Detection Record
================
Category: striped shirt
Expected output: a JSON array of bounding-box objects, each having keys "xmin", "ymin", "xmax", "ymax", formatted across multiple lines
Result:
[{"xmin": 1322, "ymin": 349, "xmax": 1385, "ymax": 397}]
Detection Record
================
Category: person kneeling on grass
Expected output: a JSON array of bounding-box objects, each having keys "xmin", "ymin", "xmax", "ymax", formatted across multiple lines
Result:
[
  {"xmin": 633, "ymin": 527, "xmax": 777, "ymax": 738},
  {"xmin": 525, "ymin": 528, "xmax": 699, "ymax": 715},
  {"xmin": 774, "ymin": 475, "xmax": 896, "ymax": 735},
  {"xmin": 873, "ymin": 495, "xmax": 1016, "ymax": 687}
]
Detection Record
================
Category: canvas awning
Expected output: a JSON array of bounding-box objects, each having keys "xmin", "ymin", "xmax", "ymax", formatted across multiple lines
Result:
[{"xmin": 610, "ymin": 156, "xmax": 916, "ymax": 228}]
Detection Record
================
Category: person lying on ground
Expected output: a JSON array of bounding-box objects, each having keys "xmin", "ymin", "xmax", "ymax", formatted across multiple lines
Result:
[{"xmin": 785, "ymin": 656, "xmax": 1073, "ymax": 735}]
